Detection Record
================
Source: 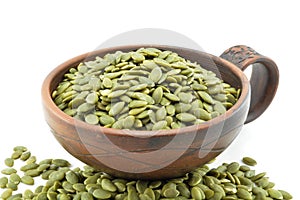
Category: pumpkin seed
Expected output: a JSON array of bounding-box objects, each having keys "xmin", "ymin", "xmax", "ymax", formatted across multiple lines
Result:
[
  {"xmin": 242, "ymin": 157, "xmax": 257, "ymax": 166},
  {"xmin": 178, "ymin": 92, "xmax": 193, "ymax": 104},
  {"xmin": 20, "ymin": 151, "xmax": 31, "ymax": 161},
  {"xmin": 149, "ymin": 67, "xmax": 163, "ymax": 83},
  {"xmin": 128, "ymin": 100, "xmax": 148, "ymax": 108},
  {"xmin": 191, "ymin": 186, "xmax": 204, "ymax": 200},
  {"xmin": 164, "ymin": 93, "xmax": 180, "ymax": 102},
  {"xmin": 9, "ymin": 173, "xmax": 21, "ymax": 184},
  {"xmin": 92, "ymin": 188, "xmax": 112, "ymax": 199},
  {"xmin": 131, "ymin": 52, "xmax": 145, "ymax": 63},
  {"xmin": 176, "ymin": 113, "xmax": 197, "ymax": 122},
  {"xmin": 85, "ymin": 93, "xmax": 98, "ymax": 104},
  {"xmin": 156, "ymin": 107, "xmax": 167, "ymax": 121},
  {"xmin": 4, "ymin": 158, "xmax": 14, "ymax": 167},
  {"xmin": 11, "ymin": 151, "xmax": 23, "ymax": 159},
  {"xmin": 213, "ymin": 101, "xmax": 226, "ymax": 114},
  {"xmin": 123, "ymin": 116, "xmax": 135, "ymax": 129},
  {"xmin": 1, "ymin": 168, "xmax": 17, "ymax": 175},
  {"xmin": 1, "ymin": 189, "xmax": 13, "ymax": 199},
  {"xmin": 237, "ymin": 188, "xmax": 252, "ymax": 199},
  {"xmin": 278, "ymin": 190, "xmax": 293, "ymax": 199},
  {"xmin": 84, "ymin": 114, "xmax": 99, "ymax": 125},
  {"xmin": 152, "ymin": 121, "xmax": 167, "ymax": 131},
  {"xmin": 108, "ymin": 90, "xmax": 127, "ymax": 99},
  {"xmin": 268, "ymin": 188, "xmax": 283, "ymax": 199},
  {"xmin": 0, "ymin": 177, "xmax": 8, "ymax": 188},
  {"xmin": 198, "ymin": 91, "xmax": 214, "ymax": 104},
  {"xmin": 152, "ymin": 87, "xmax": 163, "ymax": 104},
  {"xmin": 109, "ymin": 102, "xmax": 125, "ymax": 116},
  {"xmin": 227, "ymin": 162, "xmax": 240, "ymax": 174},
  {"xmin": 21, "ymin": 175, "xmax": 34, "ymax": 185}
]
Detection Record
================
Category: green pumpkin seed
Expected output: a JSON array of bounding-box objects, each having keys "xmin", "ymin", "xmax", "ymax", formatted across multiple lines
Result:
[
  {"xmin": 131, "ymin": 52, "xmax": 145, "ymax": 63},
  {"xmin": 85, "ymin": 93, "xmax": 99, "ymax": 104},
  {"xmin": 152, "ymin": 87, "xmax": 163, "ymax": 104},
  {"xmin": 133, "ymin": 93, "xmax": 155, "ymax": 104},
  {"xmin": 188, "ymin": 173, "xmax": 202, "ymax": 186},
  {"xmin": 227, "ymin": 162, "xmax": 240, "ymax": 174},
  {"xmin": 52, "ymin": 159, "xmax": 70, "ymax": 167},
  {"xmin": 1, "ymin": 168, "xmax": 17, "ymax": 175},
  {"xmin": 4, "ymin": 158, "xmax": 14, "ymax": 167},
  {"xmin": 213, "ymin": 101, "xmax": 226, "ymax": 115},
  {"xmin": 165, "ymin": 105, "xmax": 175, "ymax": 116},
  {"xmin": 49, "ymin": 171, "xmax": 65, "ymax": 181},
  {"xmin": 163, "ymin": 188, "xmax": 180, "ymax": 198},
  {"xmin": 77, "ymin": 103, "xmax": 95, "ymax": 113},
  {"xmin": 100, "ymin": 178, "xmax": 116, "ymax": 192},
  {"xmin": 136, "ymin": 180, "xmax": 148, "ymax": 194},
  {"xmin": 129, "ymin": 84, "xmax": 148, "ymax": 92},
  {"xmin": 20, "ymin": 151, "xmax": 31, "ymax": 161},
  {"xmin": 1, "ymin": 189, "xmax": 13, "ymax": 199},
  {"xmin": 198, "ymin": 91, "xmax": 214, "ymax": 104},
  {"xmin": 21, "ymin": 175, "xmax": 34, "ymax": 185},
  {"xmin": 25, "ymin": 169, "xmax": 41, "ymax": 177},
  {"xmin": 99, "ymin": 115, "xmax": 115, "ymax": 125},
  {"xmin": 152, "ymin": 121, "xmax": 167, "ymax": 130},
  {"xmin": 149, "ymin": 67, "xmax": 163, "ymax": 83},
  {"xmin": 164, "ymin": 93, "xmax": 180, "ymax": 102},
  {"xmin": 127, "ymin": 185, "xmax": 139, "ymax": 200},
  {"xmin": 123, "ymin": 116, "xmax": 135, "ymax": 129},
  {"xmin": 266, "ymin": 189, "xmax": 282, "ymax": 199},
  {"xmin": 81, "ymin": 192, "xmax": 94, "ymax": 200},
  {"xmin": 11, "ymin": 151, "xmax": 22, "ymax": 159},
  {"xmin": 178, "ymin": 92, "xmax": 193, "ymax": 104},
  {"xmin": 191, "ymin": 186, "xmax": 204, "ymax": 200},
  {"xmin": 65, "ymin": 171, "xmax": 79, "ymax": 184},
  {"xmin": 143, "ymin": 60, "xmax": 159, "ymax": 70},
  {"xmin": 237, "ymin": 188, "xmax": 252, "ymax": 200},
  {"xmin": 128, "ymin": 100, "xmax": 148, "ymax": 108},
  {"xmin": 278, "ymin": 190, "xmax": 293, "ymax": 199},
  {"xmin": 109, "ymin": 102, "xmax": 125, "ymax": 116},
  {"xmin": 156, "ymin": 107, "xmax": 167, "ymax": 121},
  {"xmin": 242, "ymin": 157, "xmax": 257, "ymax": 166},
  {"xmin": 84, "ymin": 114, "xmax": 99, "ymax": 125},
  {"xmin": 176, "ymin": 113, "xmax": 197, "ymax": 122},
  {"xmin": 9, "ymin": 173, "xmax": 21, "ymax": 184},
  {"xmin": 0, "ymin": 177, "xmax": 8, "ymax": 188},
  {"xmin": 102, "ymin": 77, "xmax": 113, "ymax": 88},
  {"xmin": 108, "ymin": 90, "xmax": 127, "ymax": 99},
  {"xmin": 174, "ymin": 103, "xmax": 192, "ymax": 113}
]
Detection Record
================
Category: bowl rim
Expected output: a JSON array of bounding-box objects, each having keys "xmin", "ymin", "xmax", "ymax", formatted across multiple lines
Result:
[{"xmin": 41, "ymin": 44, "xmax": 250, "ymax": 137}]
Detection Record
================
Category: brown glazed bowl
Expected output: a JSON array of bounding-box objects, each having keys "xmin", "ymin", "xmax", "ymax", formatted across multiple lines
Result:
[{"xmin": 42, "ymin": 45, "xmax": 279, "ymax": 180}]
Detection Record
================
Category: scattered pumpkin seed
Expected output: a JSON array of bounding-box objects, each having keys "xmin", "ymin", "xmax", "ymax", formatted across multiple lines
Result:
[
  {"xmin": 242, "ymin": 156, "xmax": 257, "ymax": 166},
  {"xmin": 4, "ymin": 158, "xmax": 14, "ymax": 167},
  {"xmin": 0, "ymin": 146, "xmax": 294, "ymax": 200}
]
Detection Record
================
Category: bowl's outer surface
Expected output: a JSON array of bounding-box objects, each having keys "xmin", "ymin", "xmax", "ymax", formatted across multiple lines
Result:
[{"xmin": 42, "ymin": 45, "xmax": 250, "ymax": 179}]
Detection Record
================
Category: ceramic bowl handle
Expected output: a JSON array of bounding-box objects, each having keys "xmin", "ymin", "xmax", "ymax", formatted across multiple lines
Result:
[{"xmin": 220, "ymin": 45, "xmax": 279, "ymax": 124}]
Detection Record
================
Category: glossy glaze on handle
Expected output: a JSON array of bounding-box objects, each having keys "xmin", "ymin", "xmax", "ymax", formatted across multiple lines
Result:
[{"xmin": 221, "ymin": 45, "xmax": 279, "ymax": 123}]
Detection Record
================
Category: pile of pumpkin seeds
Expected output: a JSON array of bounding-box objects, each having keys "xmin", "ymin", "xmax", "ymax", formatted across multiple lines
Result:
[
  {"xmin": 0, "ymin": 146, "xmax": 293, "ymax": 199},
  {"xmin": 52, "ymin": 47, "xmax": 240, "ymax": 130}
]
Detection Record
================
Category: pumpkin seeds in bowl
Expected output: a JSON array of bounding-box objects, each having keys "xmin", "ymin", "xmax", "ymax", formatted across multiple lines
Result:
[{"xmin": 52, "ymin": 47, "xmax": 240, "ymax": 130}]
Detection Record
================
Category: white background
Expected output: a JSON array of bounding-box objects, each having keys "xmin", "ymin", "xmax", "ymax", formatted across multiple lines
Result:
[{"xmin": 0, "ymin": 0, "xmax": 298, "ymax": 198}]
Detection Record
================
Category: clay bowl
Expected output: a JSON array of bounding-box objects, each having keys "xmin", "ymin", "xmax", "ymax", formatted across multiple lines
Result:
[{"xmin": 41, "ymin": 44, "xmax": 279, "ymax": 180}]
